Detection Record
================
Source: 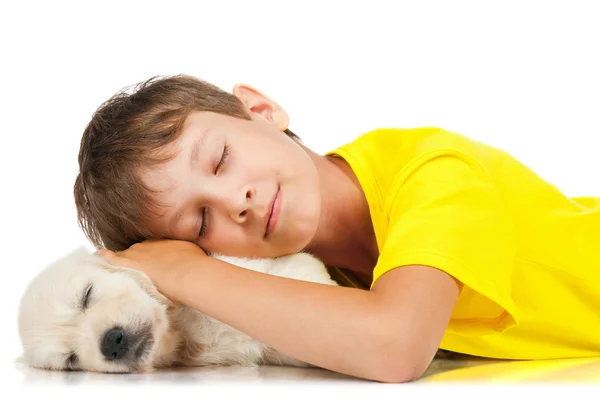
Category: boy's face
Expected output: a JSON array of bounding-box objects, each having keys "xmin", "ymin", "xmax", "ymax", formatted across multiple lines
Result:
[{"xmin": 137, "ymin": 87, "xmax": 321, "ymax": 258}]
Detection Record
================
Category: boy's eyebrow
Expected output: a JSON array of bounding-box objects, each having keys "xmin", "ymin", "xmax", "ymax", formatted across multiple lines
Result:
[{"xmin": 167, "ymin": 127, "xmax": 212, "ymax": 239}]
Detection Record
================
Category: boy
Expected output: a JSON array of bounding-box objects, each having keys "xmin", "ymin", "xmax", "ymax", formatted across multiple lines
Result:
[{"xmin": 80, "ymin": 74, "xmax": 600, "ymax": 383}]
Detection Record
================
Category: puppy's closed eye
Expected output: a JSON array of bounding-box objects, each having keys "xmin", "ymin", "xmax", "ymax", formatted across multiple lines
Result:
[
  {"xmin": 66, "ymin": 353, "xmax": 79, "ymax": 370},
  {"xmin": 81, "ymin": 283, "xmax": 93, "ymax": 310}
]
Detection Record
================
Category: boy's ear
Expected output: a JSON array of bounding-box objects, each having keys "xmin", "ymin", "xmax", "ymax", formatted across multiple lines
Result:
[{"xmin": 232, "ymin": 84, "xmax": 289, "ymax": 131}]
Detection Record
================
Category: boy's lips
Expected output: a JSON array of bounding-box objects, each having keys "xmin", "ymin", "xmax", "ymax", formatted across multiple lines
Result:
[{"xmin": 264, "ymin": 187, "xmax": 281, "ymax": 238}]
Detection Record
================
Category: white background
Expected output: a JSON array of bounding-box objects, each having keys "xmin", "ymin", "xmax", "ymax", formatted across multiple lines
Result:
[{"xmin": 1, "ymin": 0, "xmax": 598, "ymax": 397}]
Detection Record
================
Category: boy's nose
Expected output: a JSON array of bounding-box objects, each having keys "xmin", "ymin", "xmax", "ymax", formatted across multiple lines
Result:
[
  {"xmin": 221, "ymin": 186, "xmax": 254, "ymax": 223},
  {"xmin": 231, "ymin": 209, "xmax": 249, "ymax": 223}
]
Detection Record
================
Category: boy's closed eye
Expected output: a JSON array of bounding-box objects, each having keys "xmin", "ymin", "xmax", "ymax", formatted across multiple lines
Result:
[{"xmin": 198, "ymin": 143, "xmax": 231, "ymax": 237}]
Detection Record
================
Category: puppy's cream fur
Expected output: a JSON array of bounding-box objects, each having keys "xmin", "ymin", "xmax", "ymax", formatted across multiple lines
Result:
[{"xmin": 18, "ymin": 247, "xmax": 338, "ymax": 373}]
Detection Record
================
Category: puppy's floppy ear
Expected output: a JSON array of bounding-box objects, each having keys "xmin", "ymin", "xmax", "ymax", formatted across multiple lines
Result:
[
  {"xmin": 121, "ymin": 268, "xmax": 178, "ymax": 309},
  {"xmin": 98, "ymin": 263, "xmax": 177, "ymax": 308}
]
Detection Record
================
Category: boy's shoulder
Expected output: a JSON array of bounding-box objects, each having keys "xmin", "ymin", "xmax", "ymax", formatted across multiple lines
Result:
[
  {"xmin": 336, "ymin": 126, "xmax": 495, "ymax": 165},
  {"xmin": 326, "ymin": 126, "xmax": 503, "ymax": 207}
]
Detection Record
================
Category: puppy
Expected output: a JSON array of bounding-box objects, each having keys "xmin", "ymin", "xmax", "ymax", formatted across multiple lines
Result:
[{"xmin": 18, "ymin": 247, "xmax": 338, "ymax": 373}]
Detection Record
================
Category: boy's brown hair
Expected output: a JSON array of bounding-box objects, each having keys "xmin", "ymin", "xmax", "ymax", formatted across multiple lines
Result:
[{"xmin": 74, "ymin": 74, "xmax": 300, "ymax": 251}]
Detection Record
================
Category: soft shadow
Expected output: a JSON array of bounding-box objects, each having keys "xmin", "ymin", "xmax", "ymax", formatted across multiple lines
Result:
[
  {"xmin": 15, "ymin": 360, "xmax": 363, "ymax": 385},
  {"xmin": 419, "ymin": 353, "xmax": 600, "ymax": 383}
]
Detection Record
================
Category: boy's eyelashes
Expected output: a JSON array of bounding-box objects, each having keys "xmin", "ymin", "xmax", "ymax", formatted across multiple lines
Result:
[
  {"xmin": 215, "ymin": 144, "xmax": 230, "ymax": 174},
  {"xmin": 199, "ymin": 208, "xmax": 208, "ymax": 237},
  {"xmin": 198, "ymin": 144, "xmax": 230, "ymax": 238}
]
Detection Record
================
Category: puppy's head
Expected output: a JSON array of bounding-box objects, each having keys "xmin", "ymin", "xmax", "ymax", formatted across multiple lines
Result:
[{"xmin": 18, "ymin": 247, "xmax": 174, "ymax": 373}]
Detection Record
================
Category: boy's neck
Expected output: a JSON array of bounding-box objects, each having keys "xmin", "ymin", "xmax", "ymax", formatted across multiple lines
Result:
[{"xmin": 303, "ymin": 151, "xmax": 379, "ymax": 276}]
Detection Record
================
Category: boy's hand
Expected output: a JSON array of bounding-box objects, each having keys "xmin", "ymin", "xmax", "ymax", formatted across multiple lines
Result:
[{"xmin": 94, "ymin": 238, "xmax": 207, "ymax": 301}]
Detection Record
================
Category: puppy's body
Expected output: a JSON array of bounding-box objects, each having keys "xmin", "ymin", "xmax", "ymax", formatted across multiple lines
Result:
[{"xmin": 18, "ymin": 248, "xmax": 338, "ymax": 373}]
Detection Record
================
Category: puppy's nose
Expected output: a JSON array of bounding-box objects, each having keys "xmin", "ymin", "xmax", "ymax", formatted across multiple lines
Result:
[{"xmin": 101, "ymin": 327, "xmax": 129, "ymax": 360}]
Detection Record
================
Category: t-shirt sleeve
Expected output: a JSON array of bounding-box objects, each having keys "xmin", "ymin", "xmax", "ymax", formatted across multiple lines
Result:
[{"xmin": 373, "ymin": 153, "xmax": 519, "ymax": 335}]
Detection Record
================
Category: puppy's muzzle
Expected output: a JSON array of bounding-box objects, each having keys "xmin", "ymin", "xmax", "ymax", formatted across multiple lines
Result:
[{"xmin": 100, "ymin": 325, "xmax": 153, "ymax": 366}]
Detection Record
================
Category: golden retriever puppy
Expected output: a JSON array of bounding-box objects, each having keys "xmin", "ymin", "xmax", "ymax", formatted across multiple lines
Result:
[{"xmin": 18, "ymin": 247, "xmax": 338, "ymax": 373}]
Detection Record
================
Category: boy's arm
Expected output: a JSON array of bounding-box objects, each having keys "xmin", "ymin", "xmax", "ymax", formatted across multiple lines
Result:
[{"xmin": 174, "ymin": 257, "xmax": 462, "ymax": 383}]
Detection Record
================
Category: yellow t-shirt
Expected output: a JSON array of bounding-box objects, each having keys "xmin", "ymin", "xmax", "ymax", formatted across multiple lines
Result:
[{"xmin": 326, "ymin": 127, "xmax": 600, "ymax": 360}]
